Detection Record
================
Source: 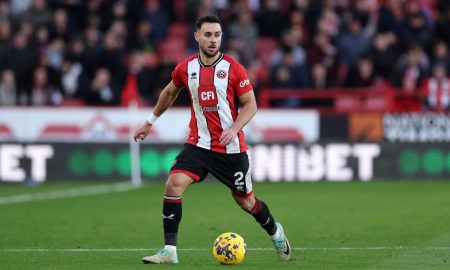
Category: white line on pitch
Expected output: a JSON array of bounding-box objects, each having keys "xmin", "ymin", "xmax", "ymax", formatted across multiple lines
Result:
[
  {"xmin": 0, "ymin": 183, "xmax": 139, "ymax": 205},
  {"xmin": 0, "ymin": 247, "xmax": 449, "ymax": 252}
]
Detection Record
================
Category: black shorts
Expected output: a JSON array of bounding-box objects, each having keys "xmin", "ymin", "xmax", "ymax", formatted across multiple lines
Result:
[{"xmin": 169, "ymin": 144, "xmax": 253, "ymax": 198}]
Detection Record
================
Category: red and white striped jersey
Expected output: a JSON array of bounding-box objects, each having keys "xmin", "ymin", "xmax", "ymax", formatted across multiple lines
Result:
[{"xmin": 171, "ymin": 53, "xmax": 253, "ymax": 154}]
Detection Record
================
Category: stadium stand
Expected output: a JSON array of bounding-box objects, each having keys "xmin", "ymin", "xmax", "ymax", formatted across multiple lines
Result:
[{"xmin": 0, "ymin": 0, "xmax": 448, "ymax": 113}]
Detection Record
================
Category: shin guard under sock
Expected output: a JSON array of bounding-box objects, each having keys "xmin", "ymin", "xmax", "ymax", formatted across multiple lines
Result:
[
  {"xmin": 247, "ymin": 198, "xmax": 277, "ymax": 236},
  {"xmin": 162, "ymin": 195, "xmax": 182, "ymax": 246}
]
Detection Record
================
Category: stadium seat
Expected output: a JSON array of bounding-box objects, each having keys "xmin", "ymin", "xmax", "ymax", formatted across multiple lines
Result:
[
  {"xmin": 262, "ymin": 127, "xmax": 304, "ymax": 142},
  {"xmin": 173, "ymin": 0, "xmax": 185, "ymax": 21},
  {"xmin": 143, "ymin": 52, "xmax": 160, "ymax": 68},
  {"xmin": 257, "ymin": 37, "xmax": 279, "ymax": 66},
  {"xmin": 335, "ymin": 95, "xmax": 362, "ymax": 111},
  {"xmin": 158, "ymin": 37, "xmax": 187, "ymax": 63},
  {"xmin": 365, "ymin": 96, "xmax": 387, "ymax": 111},
  {"xmin": 168, "ymin": 23, "xmax": 189, "ymax": 39},
  {"xmin": 59, "ymin": 98, "xmax": 86, "ymax": 107}
]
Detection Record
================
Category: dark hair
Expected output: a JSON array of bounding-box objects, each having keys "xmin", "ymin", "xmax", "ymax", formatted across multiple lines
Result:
[{"xmin": 195, "ymin": 15, "xmax": 222, "ymax": 30}]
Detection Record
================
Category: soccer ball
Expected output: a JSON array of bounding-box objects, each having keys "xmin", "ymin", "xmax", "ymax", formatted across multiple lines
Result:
[{"xmin": 212, "ymin": 232, "xmax": 246, "ymax": 265}]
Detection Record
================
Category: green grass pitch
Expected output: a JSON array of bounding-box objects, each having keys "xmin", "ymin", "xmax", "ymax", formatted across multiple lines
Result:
[{"xmin": 0, "ymin": 180, "xmax": 449, "ymax": 269}]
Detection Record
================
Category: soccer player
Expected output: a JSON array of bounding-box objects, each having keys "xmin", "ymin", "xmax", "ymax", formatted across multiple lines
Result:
[{"xmin": 133, "ymin": 15, "xmax": 291, "ymax": 264}]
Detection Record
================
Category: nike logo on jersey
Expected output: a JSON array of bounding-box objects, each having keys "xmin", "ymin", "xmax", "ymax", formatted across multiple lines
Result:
[{"xmin": 162, "ymin": 214, "xmax": 175, "ymax": 220}]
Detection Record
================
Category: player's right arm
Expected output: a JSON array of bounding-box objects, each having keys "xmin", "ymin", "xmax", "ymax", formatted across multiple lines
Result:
[
  {"xmin": 133, "ymin": 80, "xmax": 181, "ymax": 142},
  {"xmin": 152, "ymin": 80, "xmax": 182, "ymax": 116}
]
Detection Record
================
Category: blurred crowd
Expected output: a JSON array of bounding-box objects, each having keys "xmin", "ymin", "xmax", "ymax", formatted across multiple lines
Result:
[{"xmin": 0, "ymin": 0, "xmax": 449, "ymax": 111}]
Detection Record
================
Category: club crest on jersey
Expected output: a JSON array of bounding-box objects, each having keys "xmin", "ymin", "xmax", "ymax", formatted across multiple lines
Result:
[{"xmin": 216, "ymin": 70, "xmax": 227, "ymax": 79}]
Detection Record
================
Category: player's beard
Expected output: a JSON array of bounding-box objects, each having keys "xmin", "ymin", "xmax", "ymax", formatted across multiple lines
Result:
[{"xmin": 200, "ymin": 45, "xmax": 219, "ymax": 58}]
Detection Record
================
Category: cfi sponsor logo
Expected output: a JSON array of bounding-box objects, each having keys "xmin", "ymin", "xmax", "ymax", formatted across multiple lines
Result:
[
  {"xmin": 239, "ymin": 79, "xmax": 250, "ymax": 87},
  {"xmin": 216, "ymin": 70, "xmax": 227, "ymax": 79}
]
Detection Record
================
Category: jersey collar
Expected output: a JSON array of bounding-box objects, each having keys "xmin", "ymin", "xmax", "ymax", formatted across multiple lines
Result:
[{"xmin": 197, "ymin": 53, "xmax": 224, "ymax": 67}]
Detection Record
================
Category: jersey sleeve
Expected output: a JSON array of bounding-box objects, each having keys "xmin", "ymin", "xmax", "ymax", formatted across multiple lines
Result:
[
  {"xmin": 171, "ymin": 63, "xmax": 185, "ymax": 88},
  {"xmin": 233, "ymin": 63, "xmax": 253, "ymax": 96}
]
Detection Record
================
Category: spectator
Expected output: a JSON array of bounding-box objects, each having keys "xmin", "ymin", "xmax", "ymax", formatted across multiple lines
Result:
[
  {"xmin": 350, "ymin": 0, "xmax": 372, "ymax": 29},
  {"xmin": 422, "ymin": 64, "xmax": 450, "ymax": 112},
  {"xmin": 282, "ymin": 8, "xmax": 306, "ymax": 36},
  {"xmin": 143, "ymin": 0, "xmax": 169, "ymax": 42},
  {"xmin": 228, "ymin": 9, "xmax": 258, "ymax": 65},
  {"xmin": 44, "ymin": 38, "xmax": 65, "ymax": 69},
  {"xmin": 270, "ymin": 28, "xmax": 306, "ymax": 68},
  {"xmin": 288, "ymin": 0, "xmax": 309, "ymax": 13},
  {"xmin": 301, "ymin": 0, "xmax": 324, "ymax": 40},
  {"xmin": 307, "ymin": 31, "xmax": 337, "ymax": 84},
  {"xmin": 110, "ymin": 0, "xmax": 129, "ymax": 22},
  {"xmin": 48, "ymin": 8, "xmax": 71, "ymax": 42},
  {"xmin": 83, "ymin": 0, "xmax": 109, "ymax": 31},
  {"xmin": 10, "ymin": 0, "xmax": 32, "ymax": 16},
  {"xmin": 16, "ymin": 20, "xmax": 33, "ymax": 38},
  {"xmin": 0, "ymin": 21, "xmax": 11, "ymax": 69},
  {"xmin": 377, "ymin": 0, "xmax": 404, "ymax": 35},
  {"xmin": 153, "ymin": 55, "xmax": 177, "ymax": 102},
  {"xmin": 430, "ymin": 40, "xmax": 450, "ymax": 74},
  {"xmin": 109, "ymin": 20, "xmax": 128, "ymax": 49},
  {"xmin": 184, "ymin": 0, "xmax": 217, "ymax": 25},
  {"xmin": 316, "ymin": 6, "xmax": 341, "ymax": 41},
  {"xmin": 309, "ymin": 62, "xmax": 332, "ymax": 89},
  {"xmin": 400, "ymin": 6, "xmax": 433, "ymax": 52},
  {"xmin": 0, "ymin": 0, "xmax": 11, "ymax": 22},
  {"xmin": 0, "ymin": 0, "xmax": 449, "ymax": 110},
  {"xmin": 356, "ymin": 0, "xmax": 378, "ymax": 36},
  {"xmin": 306, "ymin": 62, "xmax": 333, "ymax": 108},
  {"xmin": 33, "ymin": 25, "xmax": 50, "ymax": 53},
  {"xmin": 130, "ymin": 19, "xmax": 156, "ymax": 52},
  {"xmin": 344, "ymin": 56, "xmax": 375, "ymax": 88},
  {"xmin": 82, "ymin": 22, "xmax": 102, "ymax": 77},
  {"xmin": 38, "ymin": 51, "xmax": 63, "ymax": 96},
  {"xmin": 5, "ymin": 32, "xmax": 38, "ymax": 100},
  {"xmin": 18, "ymin": 0, "xmax": 52, "ymax": 30},
  {"xmin": 120, "ymin": 51, "xmax": 156, "ymax": 106},
  {"xmin": 435, "ymin": 4, "xmax": 450, "ymax": 47},
  {"xmin": 29, "ymin": 66, "xmax": 62, "ymax": 106},
  {"xmin": 270, "ymin": 46, "xmax": 309, "ymax": 107},
  {"xmin": 225, "ymin": 38, "xmax": 245, "ymax": 65},
  {"xmin": 48, "ymin": 0, "xmax": 83, "ymax": 33},
  {"xmin": 392, "ymin": 44, "xmax": 429, "ymax": 92},
  {"xmin": 60, "ymin": 59, "xmax": 83, "ymax": 100},
  {"xmin": 337, "ymin": 16, "xmax": 372, "ymax": 68},
  {"xmin": 0, "ymin": 69, "xmax": 16, "ymax": 105},
  {"xmin": 96, "ymin": 29, "xmax": 128, "ymax": 88},
  {"xmin": 66, "ymin": 36, "xmax": 86, "ymax": 64},
  {"xmin": 85, "ymin": 67, "xmax": 121, "ymax": 106},
  {"xmin": 369, "ymin": 31, "xmax": 400, "ymax": 79},
  {"xmin": 256, "ymin": 0, "xmax": 283, "ymax": 38}
]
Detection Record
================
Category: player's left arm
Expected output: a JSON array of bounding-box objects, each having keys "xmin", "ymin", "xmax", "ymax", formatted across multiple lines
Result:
[{"xmin": 219, "ymin": 90, "xmax": 257, "ymax": 145}]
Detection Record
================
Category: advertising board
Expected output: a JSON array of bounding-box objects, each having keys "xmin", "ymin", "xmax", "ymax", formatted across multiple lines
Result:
[{"xmin": 2, "ymin": 142, "xmax": 446, "ymax": 183}]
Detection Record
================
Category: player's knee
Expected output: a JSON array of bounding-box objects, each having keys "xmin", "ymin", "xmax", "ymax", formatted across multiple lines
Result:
[
  {"xmin": 165, "ymin": 179, "xmax": 182, "ymax": 195},
  {"xmin": 165, "ymin": 175, "xmax": 191, "ymax": 195}
]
